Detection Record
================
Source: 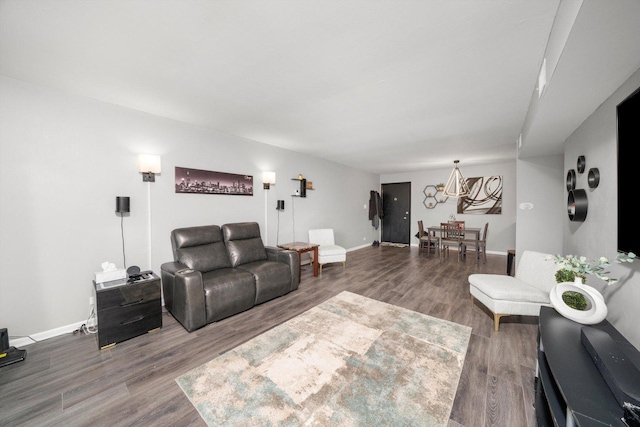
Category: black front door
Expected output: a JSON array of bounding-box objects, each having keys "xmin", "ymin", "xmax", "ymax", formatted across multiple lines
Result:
[{"xmin": 381, "ymin": 182, "xmax": 411, "ymax": 244}]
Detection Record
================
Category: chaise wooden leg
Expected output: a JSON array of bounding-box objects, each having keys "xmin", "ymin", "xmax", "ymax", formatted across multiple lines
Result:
[
  {"xmin": 342, "ymin": 261, "xmax": 346, "ymax": 271},
  {"xmin": 494, "ymin": 313, "xmax": 507, "ymax": 331}
]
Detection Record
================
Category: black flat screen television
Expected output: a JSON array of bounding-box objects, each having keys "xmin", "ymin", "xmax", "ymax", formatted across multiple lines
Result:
[{"xmin": 617, "ymin": 86, "xmax": 640, "ymax": 255}]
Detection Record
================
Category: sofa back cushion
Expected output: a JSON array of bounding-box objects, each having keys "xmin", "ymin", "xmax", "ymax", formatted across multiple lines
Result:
[
  {"xmin": 222, "ymin": 222, "xmax": 267, "ymax": 267},
  {"xmin": 515, "ymin": 250, "xmax": 561, "ymax": 294},
  {"xmin": 171, "ymin": 225, "xmax": 232, "ymax": 272}
]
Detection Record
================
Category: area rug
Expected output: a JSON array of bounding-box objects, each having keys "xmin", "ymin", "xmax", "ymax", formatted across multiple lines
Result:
[
  {"xmin": 379, "ymin": 242, "xmax": 409, "ymax": 248},
  {"xmin": 176, "ymin": 291, "xmax": 471, "ymax": 426}
]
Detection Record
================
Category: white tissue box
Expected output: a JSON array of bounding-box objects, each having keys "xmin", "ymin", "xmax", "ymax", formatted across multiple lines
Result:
[{"xmin": 95, "ymin": 269, "xmax": 127, "ymax": 283}]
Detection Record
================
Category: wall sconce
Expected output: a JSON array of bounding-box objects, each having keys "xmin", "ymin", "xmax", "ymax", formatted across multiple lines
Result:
[
  {"xmin": 137, "ymin": 154, "xmax": 161, "ymax": 182},
  {"xmin": 263, "ymin": 171, "xmax": 276, "ymax": 189}
]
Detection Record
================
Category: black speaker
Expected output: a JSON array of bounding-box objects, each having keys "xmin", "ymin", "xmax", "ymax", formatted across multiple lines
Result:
[
  {"xmin": 276, "ymin": 200, "xmax": 285, "ymax": 210},
  {"xmin": 116, "ymin": 196, "xmax": 130, "ymax": 213}
]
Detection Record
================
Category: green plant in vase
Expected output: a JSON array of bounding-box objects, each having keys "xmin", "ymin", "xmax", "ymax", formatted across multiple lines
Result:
[
  {"xmin": 554, "ymin": 268, "xmax": 583, "ymax": 284},
  {"xmin": 549, "ymin": 252, "xmax": 637, "ymax": 285},
  {"xmin": 549, "ymin": 252, "xmax": 637, "ymax": 311},
  {"xmin": 546, "ymin": 253, "xmax": 637, "ymax": 324},
  {"xmin": 562, "ymin": 290, "xmax": 588, "ymax": 310},
  {"xmin": 554, "ymin": 269, "xmax": 588, "ymax": 310}
]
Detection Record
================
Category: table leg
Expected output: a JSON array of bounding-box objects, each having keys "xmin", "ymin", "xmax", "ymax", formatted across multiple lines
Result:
[
  {"xmin": 312, "ymin": 247, "xmax": 319, "ymax": 277},
  {"xmin": 297, "ymin": 252, "xmax": 302, "ymax": 283}
]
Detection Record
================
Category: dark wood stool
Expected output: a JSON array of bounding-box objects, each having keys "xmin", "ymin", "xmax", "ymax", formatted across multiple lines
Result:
[{"xmin": 507, "ymin": 249, "xmax": 516, "ymax": 276}]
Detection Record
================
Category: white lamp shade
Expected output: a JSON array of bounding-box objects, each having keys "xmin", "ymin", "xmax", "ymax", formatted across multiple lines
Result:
[
  {"xmin": 262, "ymin": 171, "xmax": 276, "ymax": 185},
  {"xmin": 137, "ymin": 154, "xmax": 161, "ymax": 173}
]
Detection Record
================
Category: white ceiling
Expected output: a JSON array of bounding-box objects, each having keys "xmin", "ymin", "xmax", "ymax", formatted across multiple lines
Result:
[{"xmin": 1, "ymin": 0, "xmax": 639, "ymax": 174}]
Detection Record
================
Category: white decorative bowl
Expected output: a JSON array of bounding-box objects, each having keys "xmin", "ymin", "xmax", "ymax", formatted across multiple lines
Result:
[{"xmin": 549, "ymin": 279, "xmax": 607, "ymax": 325}]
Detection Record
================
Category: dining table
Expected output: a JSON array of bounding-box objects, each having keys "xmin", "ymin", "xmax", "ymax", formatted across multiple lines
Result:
[{"xmin": 425, "ymin": 225, "xmax": 482, "ymax": 259}]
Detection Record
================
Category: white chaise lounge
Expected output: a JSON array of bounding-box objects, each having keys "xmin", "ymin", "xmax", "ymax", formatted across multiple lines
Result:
[{"xmin": 469, "ymin": 250, "xmax": 561, "ymax": 331}]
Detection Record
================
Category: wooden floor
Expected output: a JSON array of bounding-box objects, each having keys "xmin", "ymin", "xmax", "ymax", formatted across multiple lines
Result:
[{"xmin": 0, "ymin": 245, "xmax": 539, "ymax": 427}]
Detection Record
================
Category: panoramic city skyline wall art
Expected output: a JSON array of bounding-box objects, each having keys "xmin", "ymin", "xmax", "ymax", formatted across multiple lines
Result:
[{"xmin": 175, "ymin": 167, "xmax": 253, "ymax": 195}]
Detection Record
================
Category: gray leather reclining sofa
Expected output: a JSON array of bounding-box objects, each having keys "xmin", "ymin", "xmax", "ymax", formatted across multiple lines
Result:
[{"xmin": 161, "ymin": 222, "xmax": 299, "ymax": 332}]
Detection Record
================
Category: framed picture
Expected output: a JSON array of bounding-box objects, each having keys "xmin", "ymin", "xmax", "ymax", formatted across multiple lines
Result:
[
  {"xmin": 457, "ymin": 175, "xmax": 502, "ymax": 214},
  {"xmin": 175, "ymin": 167, "xmax": 253, "ymax": 195}
]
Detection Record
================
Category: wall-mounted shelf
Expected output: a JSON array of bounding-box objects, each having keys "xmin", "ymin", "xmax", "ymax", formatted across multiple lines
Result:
[
  {"xmin": 567, "ymin": 189, "xmax": 588, "ymax": 221},
  {"xmin": 566, "ymin": 169, "xmax": 576, "ymax": 191},
  {"xmin": 423, "ymin": 185, "xmax": 448, "ymax": 209},
  {"xmin": 291, "ymin": 177, "xmax": 313, "ymax": 197},
  {"xmin": 588, "ymin": 168, "xmax": 600, "ymax": 188},
  {"xmin": 577, "ymin": 155, "xmax": 586, "ymax": 173}
]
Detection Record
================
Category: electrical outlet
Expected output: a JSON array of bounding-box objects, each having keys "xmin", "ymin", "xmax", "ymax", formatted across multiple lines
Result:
[{"xmin": 89, "ymin": 296, "xmax": 94, "ymax": 306}]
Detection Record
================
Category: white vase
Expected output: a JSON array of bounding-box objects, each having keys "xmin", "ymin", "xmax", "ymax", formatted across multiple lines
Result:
[{"xmin": 549, "ymin": 277, "xmax": 608, "ymax": 325}]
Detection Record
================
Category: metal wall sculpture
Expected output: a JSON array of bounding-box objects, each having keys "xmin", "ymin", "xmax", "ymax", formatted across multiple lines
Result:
[
  {"xmin": 457, "ymin": 175, "xmax": 502, "ymax": 214},
  {"xmin": 175, "ymin": 167, "xmax": 253, "ymax": 195}
]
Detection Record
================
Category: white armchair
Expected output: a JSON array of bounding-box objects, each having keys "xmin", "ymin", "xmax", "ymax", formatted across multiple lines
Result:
[
  {"xmin": 469, "ymin": 250, "xmax": 561, "ymax": 331},
  {"xmin": 308, "ymin": 229, "xmax": 346, "ymax": 274}
]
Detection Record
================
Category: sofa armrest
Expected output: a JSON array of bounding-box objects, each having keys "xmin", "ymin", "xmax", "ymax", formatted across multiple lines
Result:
[
  {"xmin": 266, "ymin": 246, "xmax": 300, "ymax": 290},
  {"xmin": 160, "ymin": 262, "xmax": 207, "ymax": 332}
]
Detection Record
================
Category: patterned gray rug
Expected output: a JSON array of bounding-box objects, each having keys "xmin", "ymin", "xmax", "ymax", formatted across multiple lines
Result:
[{"xmin": 176, "ymin": 291, "xmax": 471, "ymax": 426}]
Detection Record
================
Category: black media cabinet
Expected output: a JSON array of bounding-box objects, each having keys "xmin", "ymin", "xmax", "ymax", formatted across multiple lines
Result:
[{"xmin": 536, "ymin": 306, "xmax": 640, "ymax": 426}]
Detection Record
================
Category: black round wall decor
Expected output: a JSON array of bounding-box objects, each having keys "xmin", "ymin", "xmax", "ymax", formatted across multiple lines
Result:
[
  {"xmin": 567, "ymin": 189, "xmax": 588, "ymax": 222},
  {"xmin": 577, "ymin": 155, "xmax": 586, "ymax": 173},
  {"xmin": 566, "ymin": 169, "xmax": 576, "ymax": 191},
  {"xmin": 588, "ymin": 168, "xmax": 600, "ymax": 189}
]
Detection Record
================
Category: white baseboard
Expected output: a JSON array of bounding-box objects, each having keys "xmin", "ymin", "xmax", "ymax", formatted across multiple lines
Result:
[
  {"xmin": 348, "ymin": 243, "xmax": 372, "ymax": 251},
  {"xmin": 10, "ymin": 336, "xmax": 36, "ymax": 348},
  {"xmin": 10, "ymin": 320, "xmax": 87, "ymax": 348}
]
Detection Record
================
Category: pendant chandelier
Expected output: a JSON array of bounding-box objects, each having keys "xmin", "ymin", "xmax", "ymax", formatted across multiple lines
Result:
[{"xmin": 443, "ymin": 160, "xmax": 470, "ymax": 198}]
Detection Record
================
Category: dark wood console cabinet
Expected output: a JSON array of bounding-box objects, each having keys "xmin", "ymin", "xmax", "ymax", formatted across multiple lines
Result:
[
  {"xmin": 536, "ymin": 306, "xmax": 640, "ymax": 426},
  {"xmin": 93, "ymin": 272, "xmax": 162, "ymax": 349}
]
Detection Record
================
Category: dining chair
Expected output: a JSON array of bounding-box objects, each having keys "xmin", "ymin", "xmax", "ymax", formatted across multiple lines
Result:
[
  {"xmin": 439, "ymin": 222, "xmax": 464, "ymax": 261},
  {"xmin": 449, "ymin": 220, "xmax": 465, "ymax": 229},
  {"xmin": 417, "ymin": 220, "xmax": 438, "ymax": 256},
  {"xmin": 462, "ymin": 222, "xmax": 488, "ymax": 263}
]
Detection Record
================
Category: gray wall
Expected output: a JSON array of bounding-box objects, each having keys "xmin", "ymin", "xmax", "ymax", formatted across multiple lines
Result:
[
  {"xmin": 562, "ymin": 68, "xmax": 640, "ymax": 349},
  {"xmin": 515, "ymin": 154, "xmax": 564, "ymax": 259},
  {"xmin": 0, "ymin": 76, "xmax": 379, "ymax": 340},
  {"xmin": 381, "ymin": 161, "xmax": 517, "ymax": 254}
]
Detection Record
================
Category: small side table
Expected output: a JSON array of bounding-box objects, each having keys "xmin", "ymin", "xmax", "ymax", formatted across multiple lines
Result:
[
  {"xmin": 277, "ymin": 242, "xmax": 319, "ymax": 282},
  {"xmin": 94, "ymin": 271, "xmax": 162, "ymax": 349}
]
